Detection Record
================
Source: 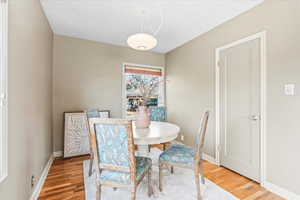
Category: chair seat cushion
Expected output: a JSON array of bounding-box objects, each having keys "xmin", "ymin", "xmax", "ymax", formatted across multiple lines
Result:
[
  {"xmin": 159, "ymin": 144, "xmax": 196, "ymax": 166},
  {"xmin": 99, "ymin": 156, "xmax": 151, "ymax": 185}
]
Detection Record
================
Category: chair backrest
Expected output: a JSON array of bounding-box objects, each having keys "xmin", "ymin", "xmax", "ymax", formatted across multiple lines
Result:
[
  {"xmin": 88, "ymin": 118, "xmax": 136, "ymax": 179},
  {"xmin": 86, "ymin": 109, "xmax": 101, "ymax": 160},
  {"xmin": 86, "ymin": 108, "xmax": 101, "ymax": 119},
  {"xmin": 149, "ymin": 106, "xmax": 166, "ymax": 121},
  {"xmin": 195, "ymin": 111, "xmax": 210, "ymax": 163}
]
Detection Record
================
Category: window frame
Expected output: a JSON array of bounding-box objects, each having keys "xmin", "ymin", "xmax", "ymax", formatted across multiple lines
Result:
[
  {"xmin": 122, "ymin": 63, "xmax": 165, "ymax": 118},
  {"xmin": 0, "ymin": 0, "xmax": 8, "ymax": 183}
]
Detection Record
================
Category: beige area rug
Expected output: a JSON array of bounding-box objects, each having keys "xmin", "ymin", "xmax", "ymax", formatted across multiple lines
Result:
[{"xmin": 83, "ymin": 148, "xmax": 238, "ymax": 200}]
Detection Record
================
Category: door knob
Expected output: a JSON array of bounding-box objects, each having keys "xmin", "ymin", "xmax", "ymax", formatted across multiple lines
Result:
[{"xmin": 250, "ymin": 115, "xmax": 260, "ymax": 121}]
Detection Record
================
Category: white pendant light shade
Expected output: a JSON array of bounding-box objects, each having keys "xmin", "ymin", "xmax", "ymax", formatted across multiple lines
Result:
[{"xmin": 127, "ymin": 33, "xmax": 157, "ymax": 51}]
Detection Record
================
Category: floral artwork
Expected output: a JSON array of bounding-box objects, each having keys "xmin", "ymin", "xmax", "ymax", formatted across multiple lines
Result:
[{"xmin": 126, "ymin": 73, "xmax": 162, "ymax": 114}]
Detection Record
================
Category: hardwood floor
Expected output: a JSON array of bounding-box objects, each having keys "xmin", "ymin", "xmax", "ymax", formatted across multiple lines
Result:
[
  {"xmin": 39, "ymin": 155, "xmax": 88, "ymax": 200},
  {"xmin": 39, "ymin": 151, "xmax": 284, "ymax": 200},
  {"xmin": 203, "ymin": 163, "xmax": 284, "ymax": 200}
]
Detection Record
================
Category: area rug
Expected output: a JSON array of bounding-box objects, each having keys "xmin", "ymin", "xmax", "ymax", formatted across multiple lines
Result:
[{"xmin": 83, "ymin": 148, "xmax": 238, "ymax": 200}]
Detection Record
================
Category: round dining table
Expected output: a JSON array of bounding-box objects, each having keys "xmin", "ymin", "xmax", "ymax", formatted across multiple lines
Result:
[{"xmin": 132, "ymin": 121, "xmax": 180, "ymax": 155}]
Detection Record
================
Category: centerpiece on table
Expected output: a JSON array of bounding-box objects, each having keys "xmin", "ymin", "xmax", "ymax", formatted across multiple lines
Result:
[{"xmin": 127, "ymin": 75, "xmax": 161, "ymax": 129}]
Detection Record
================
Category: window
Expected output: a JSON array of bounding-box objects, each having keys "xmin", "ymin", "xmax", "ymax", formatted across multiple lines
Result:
[
  {"xmin": 122, "ymin": 64, "xmax": 165, "ymax": 118},
  {"xmin": 0, "ymin": 0, "xmax": 8, "ymax": 182}
]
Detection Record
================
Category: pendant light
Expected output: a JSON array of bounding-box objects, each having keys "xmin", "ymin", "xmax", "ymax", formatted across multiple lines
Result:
[
  {"xmin": 127, "ymin": 6, "xmax": 163, "ymax": 51},
  {"xmin": 127, "ymin": 33, "xmax": 157, "ymax": 51}
]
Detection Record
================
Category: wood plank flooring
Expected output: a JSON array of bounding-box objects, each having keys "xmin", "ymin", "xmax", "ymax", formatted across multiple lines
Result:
[
  {"xmin": 39, "ymin": 155, "xmax": 87, "ymax": 200},
  {"xmin": 39, "ymin": 150, "xmax": 284, "ymax": 200}
]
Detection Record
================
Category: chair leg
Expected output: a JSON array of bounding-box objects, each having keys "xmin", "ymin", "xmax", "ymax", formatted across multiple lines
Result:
[
  {"xmin": 148, "ymin": 168, "xmax": 153, "ymax": 197},
  {"xmin": 199, "ymin": 163, "xmax": 205, "ymax": 184},
  {"xmin": 89, "ymin": 153, "xmax": 94, "ymax": 176},
  {"xmin": 96, "ymin": 184, "xmax": 101, "ymax": 200},
  {"xmin": 131, "ymin": 188, "xmax": 136, "ymax": 200},
  {"xmin": 199, "ymin": 155, "xmax": 205, "ymax": 184},
  {"xmin": 162, "ymin": 143, "xmax": 166, "ymax": 151},
  {"xmin": 195, "ymin": 173, "xmax": 202, "ymax": 200},
  {"xmin": 159, "ymin": 163, "xmax": 163, "ymax": 192},
  {"xmin": 148, "ymin": 145, "xmax": 151, "ymax": 153},
  {"xmin": 201, "ymin": 176, "xmax": 205, "ymax": 185},
  {"xmin": 171, "ymin": 166, "xmax": 174, "ymax": 174}
]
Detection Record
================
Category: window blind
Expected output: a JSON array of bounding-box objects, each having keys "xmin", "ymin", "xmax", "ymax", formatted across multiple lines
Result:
[{"xmin": 124, "ymin": 65, "xmax": 162, "ymax": 76}]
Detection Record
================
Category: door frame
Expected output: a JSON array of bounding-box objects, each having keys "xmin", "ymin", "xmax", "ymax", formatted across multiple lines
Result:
[
  {"xmin": 0, "ymin": 0, "xmax": 8, "ymax": 183},
  {"xmin": 215, "ymin": 31, "xmax": 267, "ymax": 186}
]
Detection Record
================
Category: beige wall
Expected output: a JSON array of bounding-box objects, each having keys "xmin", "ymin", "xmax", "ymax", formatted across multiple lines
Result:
[
  {"xmin": 0, "ymin": 0, "xmax": 53, "ymax": 199},
  {"xmin": 53, "ymin": 35, "xmax": 165, "ymax": 152},
  {"xmin": 2, "ymin": 0, "xmax": 298, "ymax": 198},
  {"xmin": 166, "ymin": 0, "xmax": 300, "ymax": 195}
]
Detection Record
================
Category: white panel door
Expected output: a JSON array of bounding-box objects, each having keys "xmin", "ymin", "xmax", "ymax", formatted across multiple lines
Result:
[{"xmin": 219, "ymin": 38, "xmax": 261, "ymax": 182}]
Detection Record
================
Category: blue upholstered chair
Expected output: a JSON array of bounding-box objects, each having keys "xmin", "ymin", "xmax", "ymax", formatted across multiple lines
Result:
[
  {"xmin": 159, "ymin": 111, "xmax": 210, "ymax": 200},
  {"xmin": 86, "ymin": 109, "xmax": 111, "ymax": 176},
  {"xmin": 88, "ymin": 118, "xmax": 153, "ymax": 200},
  {"xmin": 86, "ymin": 109, "xmax": 101, "ymax": 176},
  {"xmin": 149, "ymin": 106, "xmax": 166, "ymax": 122},
  {"xmin": 86, "ymin": 108, "xmax": 101, "ymax": 118},
  {"xmin": 149, "ymin": 106, "xmax": 168, "ymax": 151}
]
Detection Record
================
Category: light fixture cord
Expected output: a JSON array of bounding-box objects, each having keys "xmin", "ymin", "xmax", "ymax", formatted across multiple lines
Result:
[
  {"xmin": 153, "ymin": 2, "xmax": 163, "ymax": 36},
  {"xmin": 140, "ymin": 10, "xmax": 145, "ymax": 33},
  {"xmin": 139, "ymin": 3, "xmax": 163, "ymax": 35}
]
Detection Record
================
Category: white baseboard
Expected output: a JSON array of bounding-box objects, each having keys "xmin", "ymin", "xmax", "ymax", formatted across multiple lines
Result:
[
  {"xmin": 53, "ymin": 151, "xmax": 63, "ymax": 157},
  {"xmin": 203, "ymin": 153, "xmax": 218, "ymax": 165},
  {"xmin": 29, "ymin": 154, "xmax": 54, "ymax": 200},
  {"xmin": 264, "ymin": 181, "xmax": 300, "ymax": 200}
]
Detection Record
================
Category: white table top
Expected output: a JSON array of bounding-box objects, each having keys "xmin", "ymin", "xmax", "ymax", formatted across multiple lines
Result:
[{"xmin": 133, "ymin": 121, "xmax": 180, "ymax": 145}]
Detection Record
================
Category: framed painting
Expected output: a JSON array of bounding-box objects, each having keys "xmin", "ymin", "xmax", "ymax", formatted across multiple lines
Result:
[
  {"xmin": 64, "ymin": 111, "xmax": 90, "ymax": 158},
  {"xmin": 99, "ymin": 110, "xmax": 110, "ymax": 118},
  {"xmin": 63, "ymin": 109, "xmax": 111, "ymax": 158}
]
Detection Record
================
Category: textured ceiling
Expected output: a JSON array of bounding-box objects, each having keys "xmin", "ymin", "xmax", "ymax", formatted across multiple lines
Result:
[{"xmin": 41, "ymin": 0, "xmax": 264, "ymax": 53}]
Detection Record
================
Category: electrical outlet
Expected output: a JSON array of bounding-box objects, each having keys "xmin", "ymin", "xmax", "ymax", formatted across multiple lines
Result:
[
  {"xmin": 181, "ymin": 134, "xmax": 184, "ymax": 141},
  {"xmin": 31, "ymin": 175, "xmax": 35, "ymax": 188}
]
